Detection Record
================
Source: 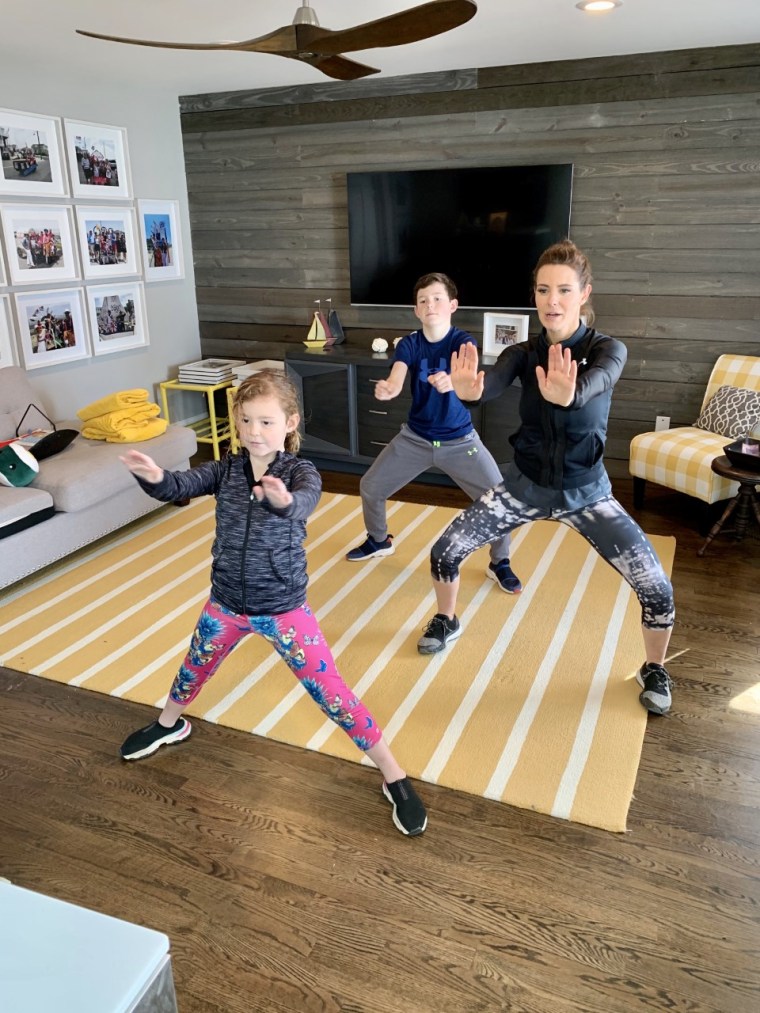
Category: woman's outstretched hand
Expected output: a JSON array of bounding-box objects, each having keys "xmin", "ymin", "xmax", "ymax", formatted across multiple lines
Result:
[
  {"xmin": 536, "ymin": 344, "xmax": 577, "ymax": 407},
  {"xmin": 119, "ymin": 449, "xmax": 164, "ymax": 483},
  {"xmin": 254, "ymin": 474, "xmax": 293, "ymax": 509},
  {"xmin": 451, "ymin": 343, "xmax": 485, "ymax": 401}
]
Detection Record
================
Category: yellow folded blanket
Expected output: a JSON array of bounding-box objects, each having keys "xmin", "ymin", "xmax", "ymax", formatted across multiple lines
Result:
[
  {"xmin": 77, "ymin": 389, "xmax": 150, "ymax": 422},
  {"xmin": 81, "ymin": 403, "xmax": 161, "ymax": 437},
  {"xmin": 82, "ymin": 417, "xmax": 168, "ymax": 444}
]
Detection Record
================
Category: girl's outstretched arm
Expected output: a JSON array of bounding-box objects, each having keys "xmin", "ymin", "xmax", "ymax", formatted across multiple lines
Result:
[{"xmin": 119, "ymin": 449, "xmax": 163, "ymax": 483}]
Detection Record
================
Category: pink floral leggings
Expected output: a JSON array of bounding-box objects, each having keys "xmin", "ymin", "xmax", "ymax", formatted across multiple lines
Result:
[{"xmin": 169, "ymin": 598, "xmax": 383, "ymax": 751}]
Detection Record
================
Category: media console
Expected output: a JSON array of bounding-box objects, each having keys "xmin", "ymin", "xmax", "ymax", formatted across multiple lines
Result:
[{"xmin": 285, "ymin": 346, "xmax": 520, "ymax": 486}]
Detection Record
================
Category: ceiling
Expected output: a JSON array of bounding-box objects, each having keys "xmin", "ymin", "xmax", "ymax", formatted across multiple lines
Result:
[{"xmin": 4, "ymin": 0, "xmax": 760, "ymax": 100}]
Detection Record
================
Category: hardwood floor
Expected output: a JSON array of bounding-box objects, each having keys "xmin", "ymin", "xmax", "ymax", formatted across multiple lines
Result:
[{"xmin": 1, "ymin": 473, "xmax": 759, "ymax": 1012}]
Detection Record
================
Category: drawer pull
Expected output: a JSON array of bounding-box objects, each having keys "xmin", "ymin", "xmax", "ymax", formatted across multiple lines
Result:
[{"xmin": 368, "ymin": 409, "xmax": 388, "ymax": 416}]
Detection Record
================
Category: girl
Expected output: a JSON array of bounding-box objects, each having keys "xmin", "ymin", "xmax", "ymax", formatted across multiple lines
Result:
[
  {"xmin": 119, "ymin": 369, "xmax": 427, "ymax": 836},
  {"xmin": 417, "ymin": 240, "xmax": 676, "ymax": 716}
]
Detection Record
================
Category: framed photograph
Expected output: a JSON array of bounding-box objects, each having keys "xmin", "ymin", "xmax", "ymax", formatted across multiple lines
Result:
[
  {"xmin": 0, "ymin": 203, "xmax": 79, "ymax": 286},
  {"xmin": 14, "ymin": 287, "xmax": 90, "ymax": 370},
  {"xmin": 0, "ymin": 237, "xmax": 5, "ymax": 286},
  {"xmin": 74, "ymin": 205, "xmax": 140, "ymax": 279},
  {"xmin": 0, "ymin": 295, "xmax": 17, "ymax": 367},
  {"xmin": 482, "ymin": 312, "xmax": 530, "ymax": 357},
  {"xmin": 63, "ymin": 119, "xmax": 131, "ymax": 200},
  {"xmin": 86, "ymin": 281, "xmax": 149, "ymax": 355},
  {"xmin": 138, "ymin": 199, "xmax": 184, "ymax": 282},
  {"xmin": 0, "ymin": 108, "xmax": 68, "ymax": 197}
]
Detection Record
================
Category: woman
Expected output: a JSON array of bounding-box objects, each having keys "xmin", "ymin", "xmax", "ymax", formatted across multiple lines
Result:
[{"xmin": 417, "ymin": 239, "xmax": 675, "ymax": 715}]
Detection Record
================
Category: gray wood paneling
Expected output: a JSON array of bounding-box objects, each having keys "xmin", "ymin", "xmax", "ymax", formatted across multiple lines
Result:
[{"xmin": 181, "ymin": 43, "xmax": 760, "ymax": 474}]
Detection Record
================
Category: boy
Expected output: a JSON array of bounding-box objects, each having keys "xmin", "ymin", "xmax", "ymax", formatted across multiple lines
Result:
[{"xmin": 346, "ymin": 273, "xmax": 522, "ymax": 641}]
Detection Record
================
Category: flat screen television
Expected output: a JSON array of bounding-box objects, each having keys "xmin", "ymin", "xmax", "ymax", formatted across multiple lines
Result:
[{"xmin": 347, "ymin": 163, "xmax": 573, "ymax": 310}]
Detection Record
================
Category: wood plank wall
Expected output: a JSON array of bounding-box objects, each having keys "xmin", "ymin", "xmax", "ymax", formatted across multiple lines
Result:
[{"xmin": 180, "ymin": 43, "xmax": 760, "ymax": 478}]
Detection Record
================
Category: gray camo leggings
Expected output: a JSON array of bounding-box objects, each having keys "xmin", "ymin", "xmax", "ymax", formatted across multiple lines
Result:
[{"xmin": 431, "ymin": 485, "xmax": 675, "ymax": 630}]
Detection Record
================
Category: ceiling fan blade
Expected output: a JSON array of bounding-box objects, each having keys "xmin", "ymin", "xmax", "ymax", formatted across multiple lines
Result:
[
  {"xmin": 304, "ymin": 55, "xmax": 380, "ymax": 81},
  {"xmin": 75, "ymin": 25, "xmax": 301, "ymax": 55},
  {"xmin": 301, "ymin": 0, "xmax": 477, "ymax": 56}
]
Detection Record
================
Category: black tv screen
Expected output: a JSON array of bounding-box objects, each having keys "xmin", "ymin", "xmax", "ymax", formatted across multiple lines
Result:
[{"xmin": 347, "ymin": 164, "xmax": 573, "ymax": 310}]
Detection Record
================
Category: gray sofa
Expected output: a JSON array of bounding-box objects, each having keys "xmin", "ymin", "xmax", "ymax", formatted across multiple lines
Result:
[{"xmin": 1, "ymin": 366, "xmax": 197, "ymax": 590}]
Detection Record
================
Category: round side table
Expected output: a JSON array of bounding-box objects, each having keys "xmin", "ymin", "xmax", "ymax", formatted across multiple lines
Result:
[{"xmin": 697, "ymin": 455, "xmax": 760, "ymax": 556}]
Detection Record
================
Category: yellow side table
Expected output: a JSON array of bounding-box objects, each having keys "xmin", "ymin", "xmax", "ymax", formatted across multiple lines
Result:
[{"xmin": 159, "ymin": 378, "xmax": 232, "ymax": 461}]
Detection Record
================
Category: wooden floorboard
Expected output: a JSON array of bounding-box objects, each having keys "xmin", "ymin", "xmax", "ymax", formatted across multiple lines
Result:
[{"xmin": 1, "ymin": 472, "xmax": 758, "ymax": 1012}]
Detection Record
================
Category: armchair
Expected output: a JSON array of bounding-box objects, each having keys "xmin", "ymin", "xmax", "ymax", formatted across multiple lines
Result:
[{"xmin": 629, "ymin": 354, "xmax": 760, "ymax": 522}]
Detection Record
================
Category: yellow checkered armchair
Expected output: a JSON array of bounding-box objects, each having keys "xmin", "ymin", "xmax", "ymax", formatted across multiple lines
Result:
[{"xmin": 629, "ymin": 354, "xmax": 760, "ymax": 511}]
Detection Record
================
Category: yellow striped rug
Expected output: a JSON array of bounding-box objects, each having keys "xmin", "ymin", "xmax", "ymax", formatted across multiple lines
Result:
[{"xmin": 1, "ymin": 493, "xmax": 675, "ymax": 832}]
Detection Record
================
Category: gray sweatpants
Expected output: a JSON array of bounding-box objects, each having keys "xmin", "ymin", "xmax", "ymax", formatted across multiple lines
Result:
[{"xmin": 359, "ymin": 424, "xmax": 511, "ymax": 564}]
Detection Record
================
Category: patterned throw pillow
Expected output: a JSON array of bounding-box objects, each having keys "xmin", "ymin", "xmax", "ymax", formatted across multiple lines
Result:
[{"xmin": 694, "ymin": 385, "xmax": 760, "ymax": 439}]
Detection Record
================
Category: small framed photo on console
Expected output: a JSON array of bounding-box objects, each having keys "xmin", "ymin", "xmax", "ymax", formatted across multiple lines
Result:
[{"xmin": 482, "ymin": 312, "xmax": 529, "ymax": 358}]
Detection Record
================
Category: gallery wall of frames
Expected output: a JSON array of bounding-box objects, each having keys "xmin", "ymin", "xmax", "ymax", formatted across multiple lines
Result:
[{"xmin": 0, "ymin": 107, "xmax": 184, "ymax": 372}]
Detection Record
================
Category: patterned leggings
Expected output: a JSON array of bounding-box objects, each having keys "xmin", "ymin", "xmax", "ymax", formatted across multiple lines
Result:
[
  {"xmin": 169, "ymin": 599, "xmax": 383, "ymax": 751},
  {"xmin": 431, "ymin": 486, "xmax": 675, "ymax": 630}
]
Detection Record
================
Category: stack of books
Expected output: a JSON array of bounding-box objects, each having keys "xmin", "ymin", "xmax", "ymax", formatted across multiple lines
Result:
[
  {"xmin": 232, "ymin": 360, "xmax": 285, "ymax": 386},
  {"xmin": 177, "ymin": 358, "xmax": 245, "ymax": 384}
]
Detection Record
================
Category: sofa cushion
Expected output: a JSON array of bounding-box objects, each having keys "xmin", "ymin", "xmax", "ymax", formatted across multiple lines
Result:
[
  {"xmin": 0, "ymin": 485, "xmax": 55, "ymax": 540},
  {"xmin": 31, "ymin": 424, "xmax": 197, "ymax": 513}
]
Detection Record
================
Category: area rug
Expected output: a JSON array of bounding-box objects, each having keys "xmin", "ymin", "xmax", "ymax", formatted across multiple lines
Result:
[{"xmin": 1, "ymin": 493, "xmax": 675, "ymax": 832}]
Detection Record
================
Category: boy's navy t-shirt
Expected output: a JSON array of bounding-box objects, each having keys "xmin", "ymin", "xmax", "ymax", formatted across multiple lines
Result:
[{"xmin": 394, "ymin": 326, "xmax": 475, "ymax": 441}]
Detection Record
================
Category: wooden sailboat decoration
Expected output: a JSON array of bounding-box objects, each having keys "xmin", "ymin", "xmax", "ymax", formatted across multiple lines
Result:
[{"xmin": 304, "ymin": 299, "xmax": 330, "ymax": 348}]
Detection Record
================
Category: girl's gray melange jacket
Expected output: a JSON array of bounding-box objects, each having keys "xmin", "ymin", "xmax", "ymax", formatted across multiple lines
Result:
[{"xmin": 135, "ymin": 450, "xmax": 322, "ymax": 616}]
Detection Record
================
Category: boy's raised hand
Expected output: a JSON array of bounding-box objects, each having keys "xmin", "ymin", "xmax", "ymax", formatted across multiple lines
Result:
[
  {"xmin": 254, "ymin": 474, "xmax": 293, "ymax": 509},
  {"xmin": 119, "ymin": 449, "xmax": 164, "ymax": 483},
  {"xmin": 535, "ymin": 343, "xmax": 577, "ymax": 407},
  {"xmin": 450, "ymin": 342, "xmax": 484, "ymax": 401}
]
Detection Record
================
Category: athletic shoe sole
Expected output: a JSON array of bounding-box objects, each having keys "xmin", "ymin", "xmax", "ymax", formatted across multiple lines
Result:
[
  {"xmin": 485, "ymin": 566, "xmax": 522, "ymax": 594},
  {"xmin": 346, "ymin": 545, "xmax": 395, "ymax": 562},
  {"xmin": 635, "ymin": 671, "xmax": 671, "ymax": 715},
  {"xmin": 417, "ymin": 624, "xmax": 462, "ymax": 655},
  {"xmin": 382, "ymin": 782, "xmax": 428, "ymax": 837},
  {"xmin": 121, "ymin": 719, "xmax": 192, "ymax": 760}
]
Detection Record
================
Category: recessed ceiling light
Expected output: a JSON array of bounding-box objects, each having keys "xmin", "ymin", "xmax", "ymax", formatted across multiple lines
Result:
[{"xmin": 576, "ymin": 0, "xmax": 623, "ymax": 11}]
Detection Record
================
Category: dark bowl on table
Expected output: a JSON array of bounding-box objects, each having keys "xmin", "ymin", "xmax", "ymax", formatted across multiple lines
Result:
[{"xmin": 723, "ymin": 437, "xmax": 760, "ymax": 472}]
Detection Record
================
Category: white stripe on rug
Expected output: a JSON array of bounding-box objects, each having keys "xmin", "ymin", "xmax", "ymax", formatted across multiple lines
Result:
[
  {"xmin": 482, "ymin": 531, "xmax": 598, "ymax": 799},
  {"xmin": 419, "ymin": 525, "xmax": 566, "ymax": 782},
  {"xmin": 551, "ymin": 578, "xmax": 632, "ymax": 819},
  {"xmin": 4, "ymin": 533, "xmax": 213, "ymax": 662},
  {"xmin": 32, "ymin": 557, "xmax": 211, "ymax": 677},
  {"xmin": 0, "ymin": 505, "xmax": 211, "ymax": 637}
]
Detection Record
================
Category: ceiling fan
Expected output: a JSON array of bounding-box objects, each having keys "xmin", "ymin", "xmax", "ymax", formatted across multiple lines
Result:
[{"xmin": 76, "ymin": 0, "xmax": 478, "ymax": 82}]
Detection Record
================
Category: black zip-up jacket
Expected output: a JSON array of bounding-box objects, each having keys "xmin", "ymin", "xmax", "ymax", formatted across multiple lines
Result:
[
  {"xmin": 135, "ymin": 450, "xmax": 322, "ymax": 615},
  {"xmin": 481, "ymin": 326, "xmax": 627, "ymax": 490}
]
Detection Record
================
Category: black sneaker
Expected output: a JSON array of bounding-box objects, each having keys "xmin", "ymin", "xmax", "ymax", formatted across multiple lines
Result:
[
  {"xmin": 382, "ymin": 777, "xmax": 427, "ymax": 836},
  {"xmin": 417, "ymin": 613, "xmax": 461, "ymax": 654},
  {"xmin": 346, "ymin": 533, "xmax": 394, "ymax": 561},
  {"xmin": 636, "ymin": 663, "xmax": 673, "ymax": 715},
  {"xmin": 486, "ymin": 559, "xmax": 523, "ymax": 594},
  {"xmin": 120, "ymin": 717, "xmax": 192, "ymax": 760}
]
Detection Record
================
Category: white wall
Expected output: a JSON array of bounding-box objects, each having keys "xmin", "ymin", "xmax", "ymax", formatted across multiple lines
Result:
[{"xmin": 0, "ymin": 70, "xmax": 201, "ymax": 421}]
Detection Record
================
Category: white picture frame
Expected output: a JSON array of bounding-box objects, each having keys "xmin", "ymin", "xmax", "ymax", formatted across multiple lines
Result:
[
  {"xmin": 86, "ymin": 281, "xmax": 149, "ymax": 356},
  {"xmin": 0, "ymin": 295, "xmax": 17, "ymax": 367},
  {"xmin": 0, "ymin": 108, "xmax": 68, "ymax": 198},
  {"xmin": 0, "ymin": 237, "xmax": 6, "ymax": 286},
  {"xmin": 482, "ymin": 312, "xmax": 530, "ymax": 357},
  {"xmin": 63, "ymin": 119, "xmax": 132, "ymax": 200},
  {"xmin": 75, "ymin": 205, "xmax": 140, "ymax": 280},
  {"xmin": 14, "ymin": 287, "xmax": 91, "ymax": 370},
  {"xmin": 138, "ymin": 199, "xmax": 184, "ymax": 282},
  {"xmin": 0, "ymin": 203, "xmax": 79, "ymax": 286}
]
